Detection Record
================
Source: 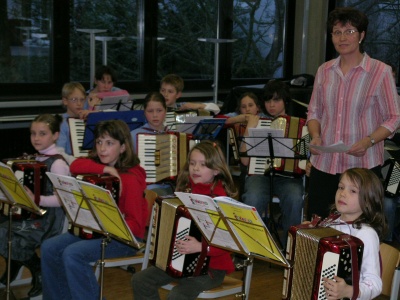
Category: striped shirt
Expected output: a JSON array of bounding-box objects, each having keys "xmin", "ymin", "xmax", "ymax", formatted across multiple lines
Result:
[{"xmin": 307, "ymin": 53, "xmax": 400, "ymax": 174}]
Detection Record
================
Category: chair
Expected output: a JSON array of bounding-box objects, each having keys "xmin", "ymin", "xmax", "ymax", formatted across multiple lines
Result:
[
  {"xmin": 380, "ymin": 243, "xmax": 400, "ymax": 300},
  {"xmin": 92, "ymin": 189, "xmax": 158, "ymax": 280}
]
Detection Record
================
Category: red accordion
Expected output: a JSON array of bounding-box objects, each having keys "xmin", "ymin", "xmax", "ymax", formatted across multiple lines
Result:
[
  {"xmin": 282, "ymin": 219, "xmax": 363, "ymax": 300},
  {"xmin": 1, "ymin": 158, "xmax": 47, "ymax": 219},
  {"xmin": 69, "ymin": 173, "xmax": 120, "ymax": 239}
]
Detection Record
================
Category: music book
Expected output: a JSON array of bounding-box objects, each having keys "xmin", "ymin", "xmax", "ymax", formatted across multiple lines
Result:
[
  {"xmin": 82, "ymin": 110, "xmax": 146, "ymax": 149},
  {"xmin": 94, "ymin": 90, "xmax": 132, "ymax": 111},
  {"xmin": 0, "ymin": 162, "xmax": 45, "ymax": 216},
  {"xmin": 46, "ymin": 172, "xmax": 143, "ymax": 249},
  {"xmin": 174, "ymin": 192, "xmax": 289, "ymax": 267}
]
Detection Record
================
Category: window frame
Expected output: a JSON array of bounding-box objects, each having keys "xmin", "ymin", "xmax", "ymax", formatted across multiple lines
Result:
[{"xmin": 0, "ymin": 0, "xmax": 296, "ymax": 101}]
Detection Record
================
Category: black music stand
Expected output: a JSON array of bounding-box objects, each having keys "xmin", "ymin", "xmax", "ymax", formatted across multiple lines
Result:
[
  {"xmin": 93, "ymin": 90, "xmax": 133, "ymax": 111},
  {"xmin": 0, "ymin": 162, "xmax": 45, "ymax": 300},
  {"xmin": 82, "ymin": 110, "xmax": 146, "ymax": 149},
  {"xmin": 191, "ymin": 118, "xmax": 226, "ymax": 140},
  {"xmin": 239, "ymin": 129, "xmax": 308, "ymax": 248},
  {"xmin": 167, "ymin": 118, "xmax": 226, "ymax": 140},
  {"xmin": 174, "ymin": 192, "xmax": 290, "ymax": 299},
  {"xmin": 46, "ymin": 172, "xmax": 144, "ymax": 300}
]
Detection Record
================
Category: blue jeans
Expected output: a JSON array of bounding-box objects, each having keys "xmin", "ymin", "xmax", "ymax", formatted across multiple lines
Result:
[
  {"xmin": 383, "ymin": 196, "xmax": 399, "ymax": 242},
  {"xmin": 41, "ymin": 232, "xmax": 138, "ymax": 300},
  {"xmin": 241, "ymin": 175, "xmax": 304, "ymax": 246}
]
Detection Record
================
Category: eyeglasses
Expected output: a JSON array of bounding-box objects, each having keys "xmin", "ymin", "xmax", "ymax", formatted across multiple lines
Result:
[
  {"xmin": 331, "ymin": 29, "xmax": 359, "ymax": 37},
  {"xmin": 68, "ymin": 97, "xmax": 86, "ymax": 104}
]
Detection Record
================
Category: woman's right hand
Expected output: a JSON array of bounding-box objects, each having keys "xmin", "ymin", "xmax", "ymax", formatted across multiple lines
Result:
[{"xmin": 309, "ymin": 137, "xmax": 322, "ymax": 155}]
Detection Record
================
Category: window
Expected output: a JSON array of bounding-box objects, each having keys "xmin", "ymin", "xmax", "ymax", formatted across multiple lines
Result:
[
  {"xmin": 157, "ymin": 0, "xmax": 218, "ymax": 80},
  {"xmin": 70, "ymin": 0, "xmax": 140, "ymax": 85},
  {"xmin": 0, "ymin": 0, "xmax": 52, "ymax": 83},
  {"xmin": 232, "ymin": 0, "xmax": 286, "ymax": 78},
  {"xmin": 0, "ymin": 0, "xmax": 293, "ymax": 98}
]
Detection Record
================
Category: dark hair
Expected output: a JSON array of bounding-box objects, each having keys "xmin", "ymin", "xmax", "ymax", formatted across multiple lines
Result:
[
  {"xmin": 90, "ymin": 120, "xmax": 140, "ymax": 171},
  {"xmin": 235, "ymin": 92, "xmax": 261, "ymax": 114},
  {"xmin": 143, "ymin": 91, "xmax": 167, "ymax": 110},
  {"xmin": 160, "ymin": 74, "xmax": 184, "ymax": 93},
  {"xmin": 32, "ymin": 114, "xmax": 63, "ymax": 134},
  {"xmin": 327, "ymin": 7, "xmax": 368, "ymax": 53},
  {"xmin": 333, "ymin": 168, "xmax": 387, "ymax": 241},
  {"xmin": 94, "ymin": 65, "xmax": 118, "ymax": 83},
  {"xmin": 263, "ymin": 80, "xmax": 291, "ymax": 112},
  {"xmin": 175, "ymin": 140, "xmax": 237, "ymax": 198}
]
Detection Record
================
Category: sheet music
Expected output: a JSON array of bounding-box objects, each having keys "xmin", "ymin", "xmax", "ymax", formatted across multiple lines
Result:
[
  {"xmin": 174, "ymin": 192, "xmax": 240, "ymax": 251},
  {"xmin": 309, "ymin": 141, "xmax": 350, "ymax": 153},
  {"xmin": 46, "ymin": 173, "xmax": 101, "ymax": 232},
  {"xmin": 246, "ymin": 128, "xmax": 294, "ymax": 158},
  {"xmin": 94, "ymin": 90, "xmax": 132, "ymax": 111},
  {"xmin": 174, "ymin": 192, "xmax": 288, "ymax": 265},
  {"xmin": 47, "ymin": 172, "xmax": 142, "ymax": 247},
  {"xmin": 0, "ymin": 162, "xmax": 44, "ymax": 214}
]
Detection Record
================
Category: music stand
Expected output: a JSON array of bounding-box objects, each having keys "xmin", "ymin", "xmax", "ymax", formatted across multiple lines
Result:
[
  {"xmin": 94, "ymin": 90, "xmax": 133, "ymax": 111},
  {"xmin": 46, "ymin": 172, "xmax": 144, "ymax": 300},
  {"xmin": 82, "ymin": 110, "xmax": 146, "ymax": 150},
  {"xmin": 0, "ymin": 162, "xmax": 45, "ymax": 300},
  {"xmin": 238, "ymin": 129, "xmax": 308, "ymax": 248},
  {"xmin": 191, "ymin": 118, "xmax": 226, "ymax": 140},
  {"xmin": 174, "ymin": 192, "xmax": 289, "ymax": 298}
]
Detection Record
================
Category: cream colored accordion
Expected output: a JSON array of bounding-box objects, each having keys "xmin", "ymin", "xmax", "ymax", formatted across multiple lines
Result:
[
  {"xmin": 149, "ymin": 197, "xmax": 209, "ymax": 278},
  {"xmin": 282, "ymin": 223, "xmax": 363, "ymax": 300},
  {"xmin": 136, "ymin": 132, "xmax": 192, "ymax": 184},
  {"xmin": 68, "ymin": 118, "xmax": 90, "ymax": 157}
]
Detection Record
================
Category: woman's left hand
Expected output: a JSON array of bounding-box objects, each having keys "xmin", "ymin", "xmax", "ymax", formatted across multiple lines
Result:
[
  {"xmin": 175, "ymin": 235, "xmax": 201, "ymax": 254},
  {"xmin": 347, "ymin": 137, "xmax": 370, "ymax": 157}
]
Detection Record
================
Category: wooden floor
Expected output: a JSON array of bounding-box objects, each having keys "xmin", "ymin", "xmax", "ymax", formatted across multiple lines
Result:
[
  {"xmin": 1, "ymin": 257, "xmax": 285, "ymax": 300},
  {"xmin": 1, "ymin": 236, "xmax": 399, "ymax": 299}
]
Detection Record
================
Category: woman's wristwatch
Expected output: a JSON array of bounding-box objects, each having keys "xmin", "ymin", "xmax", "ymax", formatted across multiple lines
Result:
[{"xmin": 368, "ymin": 135, "xmax": 375, "ymax": 146}]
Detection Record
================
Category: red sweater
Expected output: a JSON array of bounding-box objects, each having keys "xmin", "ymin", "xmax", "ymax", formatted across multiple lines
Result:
[
  {"xmin": 189, "ymin": 178, "xmax": 235, "ymax": 274},
  {"xmin": 70, "ymin": 158, "xmax": 148, "ymax": 239}
]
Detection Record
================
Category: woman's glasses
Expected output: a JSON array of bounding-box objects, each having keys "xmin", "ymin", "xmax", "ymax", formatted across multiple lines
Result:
[{"xmin": 331, "ymin": 29, "xmax": 358, "ymax": 37}]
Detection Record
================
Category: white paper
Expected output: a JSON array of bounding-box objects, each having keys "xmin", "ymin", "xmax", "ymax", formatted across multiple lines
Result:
[
  {"xmin": 246, "ymin": 128, "xmax": 294, "ymax": 158},
  {"xmin": 175, "ymin": 116, "xmax": 213, "ymax": 133},
  {"xmin": 309, "ymin": 141, "xmax": 350, "ymax": 153},
  {"xmin": 46, "ymin": 173, "xmax": 101, "ymax": 231},
  {"xmin": 174, "ymin": 192, "xmax": 240, "ymax": 251}
]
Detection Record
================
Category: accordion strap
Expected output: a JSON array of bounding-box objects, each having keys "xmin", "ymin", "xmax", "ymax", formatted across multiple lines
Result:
[
  {"xmin": 193, "ymin": 238, "xmax": 209, "ymax": 277},
  {"xmin": 344, "ymin": 236, "xmax": 360, "ymax": 300}
]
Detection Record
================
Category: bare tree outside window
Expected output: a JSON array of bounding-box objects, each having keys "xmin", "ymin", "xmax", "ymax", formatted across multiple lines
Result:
[
  {"xmin": 157, "ymin": 0, "xmax": 218, "ymax": 79},
  {"xmin": 69, "ymin": 0, "xmax": 139, "ymax": 84},
  {"xmin": 157, "ymin": 0, "xmax": 286, "ymax": 80},
  {"xmin": 232, "ymin": 0, "xmax": 286, "ymax": 78},
  {"xmin": 0, "ymin": 0, "xmax": 51, "ymax": 83}
]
